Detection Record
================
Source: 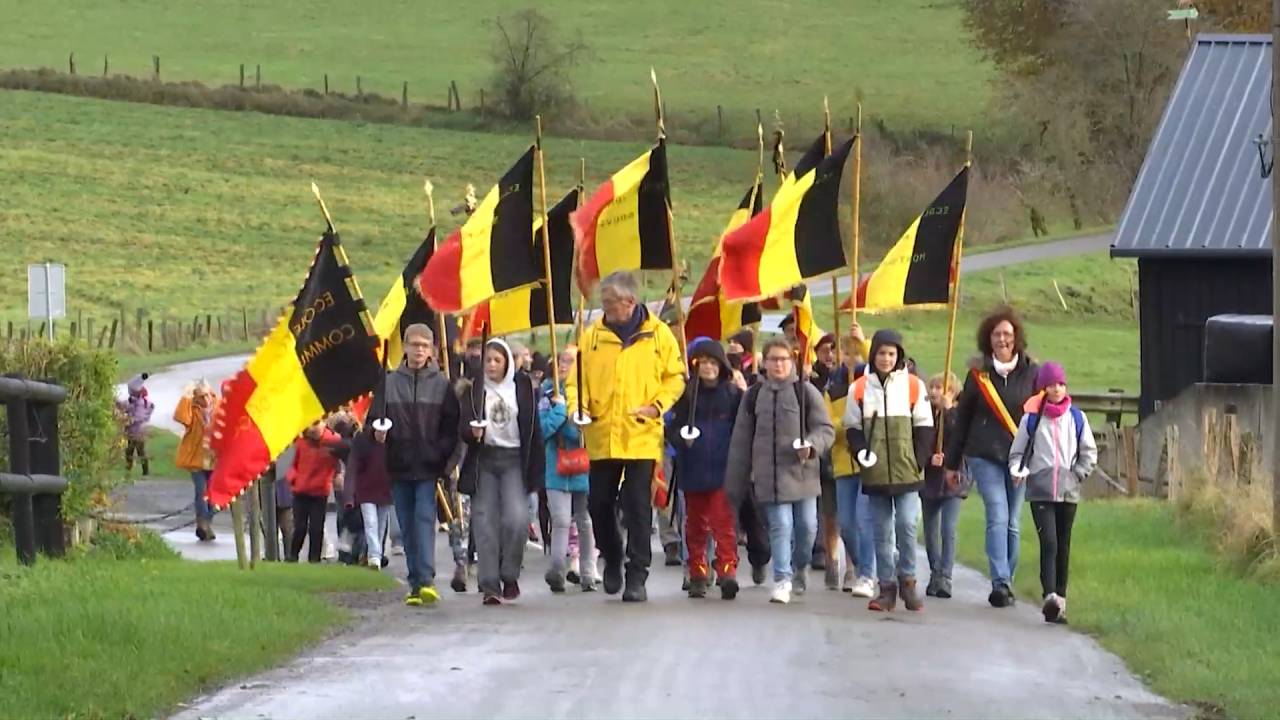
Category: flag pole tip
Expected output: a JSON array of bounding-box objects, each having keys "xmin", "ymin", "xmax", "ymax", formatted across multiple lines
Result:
[{"xmin": 424, "ymin": 179, "xmax": 433, "ymax": 195}]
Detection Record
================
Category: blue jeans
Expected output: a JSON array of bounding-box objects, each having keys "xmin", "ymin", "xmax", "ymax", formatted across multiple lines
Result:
[
  {"xmin": 922, "ymin": 497, "xmax": 962, "ymax": 580},
  {"xmin": 969, "ymin": 456, "xmax": 1025, "ymax": 589},
  {"xmin": 835, "ymin": 476, "xmax": 876, "ymax": 580},
  {"xmin": 762, "ymin": 498, "xmax": 818, "ymax": 582},
  {"xmin": 868, "ymin": 491, "xmax": 921, "ymax": 583},
  {"xmin": 190, "ymin": 470, "xmax": 213, "ymax": 520},
  {"xmin": 392, "ymin": 480, "xmax": 438, "ymax": 590}
]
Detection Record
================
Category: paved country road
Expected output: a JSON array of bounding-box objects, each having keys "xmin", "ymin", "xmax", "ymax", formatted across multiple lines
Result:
[{"xmin": 172, "ymin": 539, "xmax": 1180, "ymax": 720}]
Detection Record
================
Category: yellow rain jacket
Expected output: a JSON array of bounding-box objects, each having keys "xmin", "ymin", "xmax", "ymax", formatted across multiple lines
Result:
[
  {"xmin": 566, "ymin": 311, "xmax": 686, "ymax": 462},
  {"xmin": 173, "ymin": 395, "xmax": 216, "ymax": 472}
]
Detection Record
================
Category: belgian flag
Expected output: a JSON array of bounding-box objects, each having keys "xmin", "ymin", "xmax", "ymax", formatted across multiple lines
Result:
[
  {"xmin": 765, "ymin": 284, "xmax": 823, "ymax": 366},
  {"xmin": 572, "ymin": 141, "xmax": 671, "ymax": 295},
  {"xmin": 206, "ymin": 230, "xmax": 381, "ymax": 508},
  {"xmin": 849, "ymin": 167, "xmax": 969, "ymax": 311},
  {"xmin": 418, "ymin": 148, "xmax": 540, "ymax": 313},
  {"xmin": 719, "ymin": 137, "xmax": 854, "ymax": 301},
  {"xmin": 371, "ymin": 230, "xmax": 443, "ymax": 368},
  {"xmin": 684, "ymin": 179, "xmax": 764, "ymax": 343},
  {"xmin": 466, "ymin": 188, "xmax": 578, "ymax": 336}
]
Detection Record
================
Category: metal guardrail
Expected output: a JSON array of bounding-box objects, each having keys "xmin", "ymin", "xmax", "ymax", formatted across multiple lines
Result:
[{"xmin": 1, "ymin": 373, "xmax": 69, "ymax": 565}]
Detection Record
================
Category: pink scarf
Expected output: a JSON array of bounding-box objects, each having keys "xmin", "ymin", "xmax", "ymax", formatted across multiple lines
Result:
[{"xmin": 1041, "ymin": 394, "xmax": 1071, "ymax": 419}]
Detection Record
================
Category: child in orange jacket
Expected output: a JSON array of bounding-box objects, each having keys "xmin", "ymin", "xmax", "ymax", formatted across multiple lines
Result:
[{"xmin": 287, "ymin": 420, "xmax": 343, "ymax": 563}]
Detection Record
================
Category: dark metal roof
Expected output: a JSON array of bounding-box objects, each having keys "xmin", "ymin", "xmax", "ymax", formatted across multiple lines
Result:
[{"xmin": 1111, "ymin": 34, "xmax": 1273, "ymax": 259}]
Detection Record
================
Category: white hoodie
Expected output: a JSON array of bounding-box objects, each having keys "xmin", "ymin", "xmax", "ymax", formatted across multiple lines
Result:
[{"xmin": 482, "ymin": 338, "xmax": 520, "ymax": 448}]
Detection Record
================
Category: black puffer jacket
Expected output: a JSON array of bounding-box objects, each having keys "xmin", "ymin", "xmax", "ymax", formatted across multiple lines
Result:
[
  {"xmin": 944, "ymin": 354, "xmax": 1038, "ymax": 470},
  {"xmin": 375, "ymin": 362, "xmax": 461, "ymax": 483}
]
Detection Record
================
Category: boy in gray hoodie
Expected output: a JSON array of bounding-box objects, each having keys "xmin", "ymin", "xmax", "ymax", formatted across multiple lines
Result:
[{"xmin": 1007, "ymin": 361, "xmax": 1097, "ymax": 624}]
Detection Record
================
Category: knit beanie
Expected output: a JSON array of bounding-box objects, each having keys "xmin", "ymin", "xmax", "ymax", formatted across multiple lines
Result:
[{"xmin": 1035, "ymin": 361, "xmax": 1067, "ymax": 391}]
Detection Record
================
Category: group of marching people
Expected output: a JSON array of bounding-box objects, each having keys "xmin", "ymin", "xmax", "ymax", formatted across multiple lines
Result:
[{"xmin": 170, "ymin": 269, "xmax": 1098, "ymax": 624}]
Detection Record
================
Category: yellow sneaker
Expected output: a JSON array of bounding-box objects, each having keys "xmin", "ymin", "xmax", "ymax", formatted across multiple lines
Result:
[
  {"xmin": 419, "ymin": 585, "xmax": 441, "ymax": 604},
  {"xmin": 404, "ymin": 591, "xmax": 423, "ymax": 607}
]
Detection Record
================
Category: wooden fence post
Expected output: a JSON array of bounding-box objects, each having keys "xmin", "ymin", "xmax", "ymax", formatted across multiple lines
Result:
[
  {"xmin": 1122, "ymin": 426, "xmax": 1139, "ymax": 496},
  {"xmin": 255, "ymin": 64, "xmax": 261, "ymax": 89},
  {"xmin": 402, "ymin": 81, "xmax": 408, "ymax": 108},
  {"xmin": 152, "ymin": 55, "xmax": 160, "ymax": 82},
  {"xmin": 217, "ymin": 316, "xmax": 225, "ymax": 341},
  {"xmin": 97, "ymin": 326, "xmax": 108, "ymax": 349},
  {"xmin": 717, "ymin": 104, "xmax": 723, "ymax": 138},
  {"xmin": 206, "ymin": 314, "xmax": 213, "ymax": 338},
  {"xmin": 356, "ymin": 75, "xmax": 363, "ymax": 98},
  {"xmin": 108, "ymin": 319, "xmax": 118, "ymax": 349},
  {"xmin": 85, "ymin": 318, "xmax": 93, "ymax": 344},
  {"xmin": 147, "ymin": 320, "xmax": 154, "ymax": 352},
  {"xmin": 479, "ymin": 88, "xmax": 485, "ymax": 117},
  {"xmin": 451, "ymin": 80, "xmax": 461, "ymax": 110},
  {"xmin": 135, "ymin": 308, "xmax": 144, "ymax": 338},
  {"xmin": 324, "ymin": 73, "xmax": 329, "ymax": 95},
  {"xmin": 242, "ymin": 308, "xmax": 249, "ymax": 341},
  {"xmin": 69, "ymin": 52, "xmax": 76, "ymax": 75},
  {"xmin": 240, "ymin": 63, "xmax": 245, "ymax": 89},
  {"xmin": 102, "ymin": 54, "xmax": 108, "ymax": 78}
]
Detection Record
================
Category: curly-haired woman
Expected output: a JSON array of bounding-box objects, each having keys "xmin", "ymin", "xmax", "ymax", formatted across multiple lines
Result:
[{"xmin": 942, "ymin": 307, "xmax": 1039, "ymax": 608}]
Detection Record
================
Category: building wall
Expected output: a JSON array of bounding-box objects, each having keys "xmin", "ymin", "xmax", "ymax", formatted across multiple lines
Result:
[{"xmin": 1138, "ymin": 257, "xmax": 1271, "ymax": 417}]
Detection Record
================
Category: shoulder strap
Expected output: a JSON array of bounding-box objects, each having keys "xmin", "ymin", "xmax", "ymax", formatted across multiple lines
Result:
[
  {"xmin": 1070, "ymin": 406, "xmax": 1085, "ymax": 445},
  {"xmin": 745, "ymin": 383, "xmax": 763, "ymax": 419},
  {"xmin": 908, "ymin": 375, "xmax": 922, "ymax": 408},
  {"xmin": 971, "ymin": 369, "xmax": 1019, "ymax": 436}
]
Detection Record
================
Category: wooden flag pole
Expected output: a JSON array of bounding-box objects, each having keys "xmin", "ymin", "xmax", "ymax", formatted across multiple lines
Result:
[
  {"xmin": 651, "ymin": 68, "xmax": 688, "ymax": 370},
  {"xmin": 849, "ymin": 104, "xmax": 863, "ymax": 329},
  {"xmin": 535, "ymin": 116, "xmax": 562, "ymax": 398},
  {"xmin": 572, "ymin": 158, "xmax": 592, "ymax": 425},
  {"xmin": 424, "ymin": 179, "xmax": 461, "ymax": 525},
  {"xmin": 311, "ymin": 181, "xmax": 336, "ymax": 232},
  {"xmin": 823, "ymin": 96, "xmax": 841, "ymax": 361},
  {"xmin": 937, "ymin": 130, "xmax": 973, "ymax": 454}
]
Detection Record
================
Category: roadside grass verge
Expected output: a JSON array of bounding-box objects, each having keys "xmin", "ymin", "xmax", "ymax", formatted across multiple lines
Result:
[
  {"xmin": 955, "ymin": 498, "xmax": 1280, "ymax": 719},
  {"xmin": 0, "ymin": 528, "xmax": 394, "ymax": 718}
]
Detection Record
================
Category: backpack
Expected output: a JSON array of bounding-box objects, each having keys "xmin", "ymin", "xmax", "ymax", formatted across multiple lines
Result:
[
  {"xmin": 744, "ymin": 381, "xmax": 808, "ymax": 420},
  {"xmin": 1019, "ymin": 405, "xmax": 1085, "ymax": 471}
]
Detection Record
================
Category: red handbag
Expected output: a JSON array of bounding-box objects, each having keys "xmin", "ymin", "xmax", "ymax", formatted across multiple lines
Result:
[{"xmin": 555, "ymin": 432, "xmax": 590, "ymax": 476}]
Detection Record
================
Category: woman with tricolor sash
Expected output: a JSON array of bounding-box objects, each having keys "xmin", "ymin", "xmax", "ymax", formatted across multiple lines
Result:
[{"xmin": 942, "ymin": 307, "xmax": 1039, "ymax": 609}]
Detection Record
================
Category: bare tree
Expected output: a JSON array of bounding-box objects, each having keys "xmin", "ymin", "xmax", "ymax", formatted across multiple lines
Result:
[{"xmin": 488, "ymin": 9, "xmax": 589, "ymax": 120}]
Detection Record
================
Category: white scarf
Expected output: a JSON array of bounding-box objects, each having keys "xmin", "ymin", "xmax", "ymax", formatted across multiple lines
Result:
[
  {"xmin": 993, "ymin": 354, "xmax": 1019, "ymax": 378},
  {"xmin": 482, "ymin": 339, "xmax": 520, "ymax": 448}
]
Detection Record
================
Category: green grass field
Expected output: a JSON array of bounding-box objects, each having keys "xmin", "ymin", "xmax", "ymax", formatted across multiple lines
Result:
[
  {"xmin": 0, "ymin": 531, "xmax": 394, "ymax": 718},
  {"xmin": 955, "ymin": 499, "xmax": 1280, "ymax": 719},
  {"xmin": 0, "ymin": 0, "xmax": 992, "ymax": 134}
]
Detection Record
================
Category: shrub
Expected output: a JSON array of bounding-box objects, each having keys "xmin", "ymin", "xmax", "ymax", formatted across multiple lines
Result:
[
  {"xmin": 0, "ymin": 339, "xmax": 121, "ymax": 521},
  {"xmin": 84, "ymin": 524, "xmax": 179, "ymax": 561}
]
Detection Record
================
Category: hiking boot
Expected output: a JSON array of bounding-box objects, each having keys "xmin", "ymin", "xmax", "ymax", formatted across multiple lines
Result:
[
  {"xmin": 450, "ymin": 565, "xmax": 468, "ymax": 593},
  {"xmin": 770, "ymin": 579, "xmax": 792, "ymax": 604},
  {"xmin": 900, "ymin": 577, "xmax": 924, "ymax": 612},
  {"xmin": 720, "ymin": 576, "xmax": 740, "ymax": 600},
  {"xmin": 868, "ymin": 581, "xmax": 898, "ymax": 612},
  {"xmin": 419, "ymin": 585, "xmax": 440, "ymax": 604},
  {"xmin": 849, "ymin": 576, "xmax": 877, "ymax": 598},
  {"xmin": 581, "ymin": 578, "xmax": 598, "ymax": 592},
  {"xmin": 688, "ymin": 578, "xmax": 708, "ymax": 599},
  {"xmin": 663, "ymin": 542, "xmax": 681, "ymax": 567},
  {"xmin": 988, "ymin": 584, "xmax": 1013, "ymax": 608},
  {"xmin": 194, "ymin": 523, "xmax": 207, "ymax": 542},
  {"xmin": 603, "ymin": 562, "xmax": 623, "ymax": 595},
  {"xmin": 546, "ymin": 570, "xmax": 566, "ymax": 594},
  {"xmin": 824, "ymin": 564, "xmax": 840, "ymax": 591},
  {"xmin": 482, "ymin": 593, "xmax": 502, "ymax": 606},
  {"xmin": 566, "ymin": 569, "xmax": 581, "ymax": 585},
  {"xmin": 405, "ymin": 588, "xmax": 424, "ymax": 607},
  {"xmin": 926, "ymin": 576, "xmax": 940, "ymax": 597},
  {"xmin": 842, "ymin": 567, "xmax": 855, "ymax": 593},
  {"xmin": 622, "ymin": 577, "xmax": 648, "ymax": 603},
  {"xmin": 935, "ymin": 577, "xmax": 953, "ymax": 599},
  {"xmin": 792, "ymin": 568, "xmax": 807, "ymax": 596},
  {"xmin": 502, "ymin": 580, "xmax": 521, "ymax": 601},
  {"xmin": 751, "ymin": 564, "xmax": 767, "ymax": 586}
]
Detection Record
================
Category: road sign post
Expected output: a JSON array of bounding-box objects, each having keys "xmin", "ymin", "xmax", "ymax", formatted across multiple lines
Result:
[{"xmin": 27, "ymin": 263, "xmax": 66, "ymax": 341}]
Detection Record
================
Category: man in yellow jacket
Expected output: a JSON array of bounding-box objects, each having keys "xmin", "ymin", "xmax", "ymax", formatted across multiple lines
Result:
[{"xmin": 566, "ymin": 271, "xmax": 685, "ymax": 602}]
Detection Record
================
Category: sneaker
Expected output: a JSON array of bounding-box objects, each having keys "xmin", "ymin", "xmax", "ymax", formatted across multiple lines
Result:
[
  {"xmin": 581, "ymin": 579, "xmax": 598, "ymax": 592},
  {"xmin": 751, "ymin": 564, "xmax": 767, "ymax": 586},
  {"xmin": 850, "ymin": 577, "xmax": 877, "ymax": 598},
  {"xmin": 770, "ymin": 579, "xmax": 792, "ymax": 604},
  {"xmin": 566, "ymin": 569, "xmax": 581, "ymax": 585},
  {"xmin": 792, "ymin": 568, "xmax": 807, "ymax": 596},
  {"xmin": 405, "ymin": 589, "xmax": 424, "ymax": 607},
  {"xmin": 502, "ymin": 580, "xmax": 521, "ymax": 601},
  {"xmin": 935, "ymin": 577, "xmax": 953, "ymax": 599},
  {"xmin": 720, "ymin": 576, "xmax": 740, "ymax": 600},
  {"xmin": 688, "ymin": 578, "xmax": 708, "ymax": 599},
  {"xmin": 622, "ymin": 581, "xmax": 647, "ymax": 603},
  {"xmin": 367, "ymin": 557, "xmax": 381, "ymax": 570},
  {"xmin": 1043, "ymin": 593, "xmax": 1064, "ymax": 623},
  {"xmin": 925, "ymin": 576, "xmax": 939, "ymax": 597},
  {"xmin": 546, "ymin": 570, "xmax": 566, "ymax": 594},
  {"xmin": 482, "ymin": 593, "xmax": 502, "ymax": 606},
  {"xmin": 391, "ymin": 544, "xmax": 405, "ymax": 556},
  {"xmin": 451, "ymin": 565, "xmax": 468, "ymax": 593},
  {"xmin": 988, "ymin": 584, "xmax": 1012, "ymax": 608},
  {"xmin": 663, "ymin": 542, "xmax": 681, "ymax": 567},
  {"xmin": 842, "ymin": 567, "xmax": 855, "ymax": 593},
  {"xmin": 900, "ymin": 577, "xmax": 924, "ymax": 612},
  {"xmin": 868, "ymin": 581, "xmax": 898, "ymax": 612},
  {"xmin": 603, "ymin": 563, "xmax": 623, "ymax": 595},
  {"xmin": 824, "ymin": 564, "xmax": 840, "ymax": 591},
  {"xmin": 419, "ymin": 585, "xmax": 440, "ymax": 604}
]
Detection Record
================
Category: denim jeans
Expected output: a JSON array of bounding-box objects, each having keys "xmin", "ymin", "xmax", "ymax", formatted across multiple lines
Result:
[
  {"xmin": 392, "ymin": 479, "xmax": 438, "ymax": 590},
  {"xmin": 921, "ymin": 497, "xmax": 962, "ymax": 580},
  {"xmin": 762, "ymin": 498, "xmax": 818, "ymax": 582},
  {"xmin": 473, "ymin": 448, "xmax": 528, "ymax": 595},
  {"xmin": 360, "ymin": 503, "xmax": 392, "ymax": 564},
  {"xmin": 868, "ymin": 492, "xmax": 921, "ymax": 583},
  {"xmin": 835, "ymin": 476, "xmax": 876, "ymax": 580},
  {"xmin": 547, "ymin": 489, "xmax": 595, "ymax": 582},
  {"xmin": 969, "ymin": 456, "xmax": 1025, "ymax": 589},
  {"xmin": 190, "ymin": 470, "xmax": 213, "ymax": 520}
]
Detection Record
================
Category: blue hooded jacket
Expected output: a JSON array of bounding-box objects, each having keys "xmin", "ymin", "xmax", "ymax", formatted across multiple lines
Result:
[
  {"xmin": 538, "ymin": 377, "xmax": 589, "ymax": 493},
  {"xmin": 665, "ymin": 338, "xmax": 743, "ymax": 493}
]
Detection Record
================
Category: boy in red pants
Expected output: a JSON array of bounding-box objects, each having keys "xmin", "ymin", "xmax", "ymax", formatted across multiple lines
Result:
[{"xmin": 667, "ymin": 338, "xmax": 745, "ymax": 600}]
